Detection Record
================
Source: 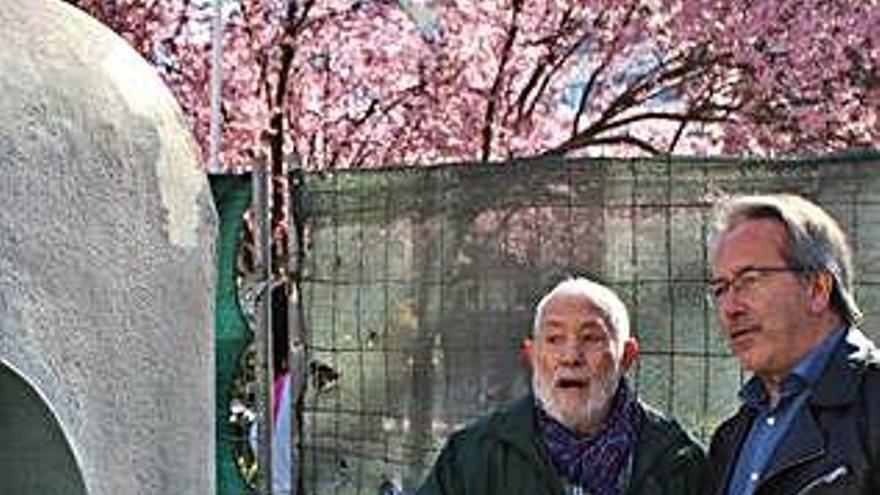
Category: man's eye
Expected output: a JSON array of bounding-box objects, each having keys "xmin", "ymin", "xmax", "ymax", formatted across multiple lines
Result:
[
  {"xmin": 545, "ymin": 335, "xmax": 562, "ymax": 345},
  {"xmin": 709, "ymin": 283, "xmax": 726, "ymax": 298},
  {"xmin": 737, "ymin": 272, "xmax": 761, "ymax": 289}
]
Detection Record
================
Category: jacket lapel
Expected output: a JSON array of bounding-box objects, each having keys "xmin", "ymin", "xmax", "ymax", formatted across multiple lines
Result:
[
  {"xmin": 492, "ymin": 396, "xmax": 564, "ymax": 493},
  {"xmin": 760, "ymin": 408, "xmax": 825, "ymax": 481},
  {"xmin": 713, "ymin": 407, "xmax": 756, "ymax": 495},
  {"xmin": 626, "ymin": 404, "xmax": 688, "ymax": 494},
  {"xmin": 757, "ymin": 328, "xmax": 870, "ymax": 488}
]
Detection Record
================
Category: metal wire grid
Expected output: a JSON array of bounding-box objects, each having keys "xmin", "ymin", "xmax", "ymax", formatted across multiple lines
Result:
[{"xmin": 296, "ymin": 156, "xmax": 880, "ymax": 494}]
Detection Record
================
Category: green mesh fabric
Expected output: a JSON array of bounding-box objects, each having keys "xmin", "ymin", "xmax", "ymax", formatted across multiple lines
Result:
[{"xmin": 210, "ymin": 174, "xmax": 253, "ymax": 495}]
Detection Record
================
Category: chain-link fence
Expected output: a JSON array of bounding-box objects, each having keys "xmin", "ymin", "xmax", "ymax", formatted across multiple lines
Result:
[{"xmin": 296, "ymin": 154, "xmax": 880, "ymax": 494}]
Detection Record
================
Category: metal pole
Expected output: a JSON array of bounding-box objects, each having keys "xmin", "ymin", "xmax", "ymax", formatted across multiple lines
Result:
[
  {"xmin": 208, "ymin": 0, "xmax": 224, "ymax": 173},
  {"xmin": 253, "ymin": 160, "xmax": 274, "ymax": 495},
  {"xmin": 287, "ymin": 159, "xmax": 307, "ymax": 495}
]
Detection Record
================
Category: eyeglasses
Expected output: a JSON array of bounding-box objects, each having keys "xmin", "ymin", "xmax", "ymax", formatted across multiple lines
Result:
[{"xmin": 707, "ymin": 266, "xmax": 804, "ymax": 303}]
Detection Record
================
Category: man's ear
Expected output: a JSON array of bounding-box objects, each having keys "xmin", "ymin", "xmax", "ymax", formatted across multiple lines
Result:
[
  {"xmin": 520, "ymin": 337, "xmax": 533, "ymax": 364},
  {"xmin": 808, "ymin": 270, "xmax": 835, "ymax": 314},
  {"xmin": 621, "ymin": 338, "xmax": 639, "ymax": 372}
]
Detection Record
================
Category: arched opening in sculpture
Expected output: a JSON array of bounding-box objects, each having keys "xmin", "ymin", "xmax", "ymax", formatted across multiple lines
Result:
[{"xmin": 0, "ymin": 360, "xmax": 87, "ymax": 495}]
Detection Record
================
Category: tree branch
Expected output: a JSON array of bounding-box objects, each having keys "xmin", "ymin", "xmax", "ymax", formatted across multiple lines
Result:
[
  {"xmin": 481, "ymin": 0, "xmax": 523, "ymax": 161},
  {"xmin": 548, "ymin": 133, "xmax": 663, "ymax": 155},
  {"xmin": 510, "ymin": 6, "xmax": 576, "ymax": 123}
]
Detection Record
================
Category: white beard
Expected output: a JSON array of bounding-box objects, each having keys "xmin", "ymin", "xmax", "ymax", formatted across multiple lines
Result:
[{"xmin": 532, "ymin": 364, "xmax": 621, "ymax": 433}]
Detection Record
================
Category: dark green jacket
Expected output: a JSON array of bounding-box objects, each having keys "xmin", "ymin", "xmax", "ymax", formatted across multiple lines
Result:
[{"xmin": 416, "ymin": 396, "xmax": 707, "ymax": 495}]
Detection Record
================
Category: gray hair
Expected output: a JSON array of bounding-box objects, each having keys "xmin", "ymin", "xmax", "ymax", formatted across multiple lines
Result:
[
  {"xmin": 709, "ymin": 193, "xmax": 861, "ymax": 325},
  {"xmin": 533, "ymin": 277, "xmax": 631, "ymax": 342}
]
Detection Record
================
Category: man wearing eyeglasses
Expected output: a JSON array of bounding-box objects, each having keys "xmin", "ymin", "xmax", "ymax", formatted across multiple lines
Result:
[{"xmin": 706, "ymin": 194, "xmax": 880, "ymax": 495}]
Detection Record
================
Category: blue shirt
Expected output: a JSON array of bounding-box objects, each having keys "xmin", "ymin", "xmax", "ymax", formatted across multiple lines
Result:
[{"xmin": 726, "ymin": 328, "xmax": 846, "ymax": 495}]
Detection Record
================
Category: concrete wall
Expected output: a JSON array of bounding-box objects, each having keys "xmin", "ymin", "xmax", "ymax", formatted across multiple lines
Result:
[{"xmin": 0, "ymin": 1, "xmax": 217, "ymax": 493}]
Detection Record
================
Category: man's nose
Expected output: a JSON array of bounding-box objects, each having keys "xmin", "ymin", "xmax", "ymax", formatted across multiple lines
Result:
[
  {"xmin": 718, "ymin": 290, "xmax": 747, "ymax": 321},
  {"xmin": 557, "ymin": 341, "xmax": 584, "ymax": 364}
]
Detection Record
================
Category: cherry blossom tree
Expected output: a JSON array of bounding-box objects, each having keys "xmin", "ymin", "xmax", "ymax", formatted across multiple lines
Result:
[
  {"xmin": 663, "ymin": 0, "xmax": 879, "ymax": 154},
  {"xmin": 67, "ymin": 0, "xmax": 878, "ymax": 171}
]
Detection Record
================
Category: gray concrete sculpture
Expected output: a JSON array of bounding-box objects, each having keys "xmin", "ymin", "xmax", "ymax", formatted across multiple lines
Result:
[{"xmin": 0, "ymin": 1, "xmax": 217, "ymax": 493}]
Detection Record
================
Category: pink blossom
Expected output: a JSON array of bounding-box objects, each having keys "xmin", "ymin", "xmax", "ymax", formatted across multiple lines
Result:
[{"xmin": 67, "ymin": 0, "xmax": 879, "ymax": 169}]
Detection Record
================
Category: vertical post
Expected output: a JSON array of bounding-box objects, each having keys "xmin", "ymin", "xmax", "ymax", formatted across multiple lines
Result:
[
  {"xmin": 208, "ymin": 0, "xmax": 224, "ymax": 173},
  {"xmin": 253, "ymin": 161, "xmax": 274, "ymax": 494},
  {"xmin": 288, "ymin": 160, "xmax": 307, "ymax": 495}
]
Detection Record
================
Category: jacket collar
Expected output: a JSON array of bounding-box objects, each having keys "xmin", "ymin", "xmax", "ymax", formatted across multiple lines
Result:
[
  {"xmin": 716, "ymin": 327, "xmax": 879, "ymax": 493},
  {"xmin": 760, "ymin": 328, "xmax": 873, "ymax": 484},
  {"xmin": 489, "ymin": 395, "xmax": 564, "ymax": 490},
  {"xmin": 626, "ymin": 404, "xmax": 679, "ymax": 493},
  {"xmin": 811, "ymin": 327, "xmax": 878, "ymax": 407},
  {"xmin": 490, "ymin": 394, "xmax": 539, "ymax": 450},
  {"xmin": 489, "ymin": 394, "xmax": 683, "ymax": 493}
]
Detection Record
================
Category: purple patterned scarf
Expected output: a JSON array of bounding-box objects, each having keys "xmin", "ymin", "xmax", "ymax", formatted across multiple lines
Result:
[{"xmin": 536, "ymin": 380, "xmax": 641, "ymax": 495}]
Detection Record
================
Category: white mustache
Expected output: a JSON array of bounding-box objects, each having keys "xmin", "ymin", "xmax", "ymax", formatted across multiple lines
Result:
[{"xmin": 552, "ymin": 369, "xmax": 592, "ymax": 381}]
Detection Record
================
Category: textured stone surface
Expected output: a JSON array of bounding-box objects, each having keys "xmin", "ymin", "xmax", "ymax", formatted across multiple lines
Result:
[{"xmin": 0, "ymin": 1, "xmax": 217, "ymax": 493}]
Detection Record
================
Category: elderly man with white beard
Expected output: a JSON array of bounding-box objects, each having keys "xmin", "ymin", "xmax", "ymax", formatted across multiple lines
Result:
[{"xmin": 416, "ymin": 277, "xmax": 707, "ymax": 495}]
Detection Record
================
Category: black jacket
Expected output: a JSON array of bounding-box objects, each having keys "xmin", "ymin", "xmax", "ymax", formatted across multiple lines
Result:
[{"xmin": 708, "ymin": 328, "xmax": 880, "ymax": 495}]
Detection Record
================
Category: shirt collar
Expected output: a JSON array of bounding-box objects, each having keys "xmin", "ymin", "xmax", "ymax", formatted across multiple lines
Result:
[{"xmin": 739, "ymin": 326, "xmax": 847, "ymax": 408}]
